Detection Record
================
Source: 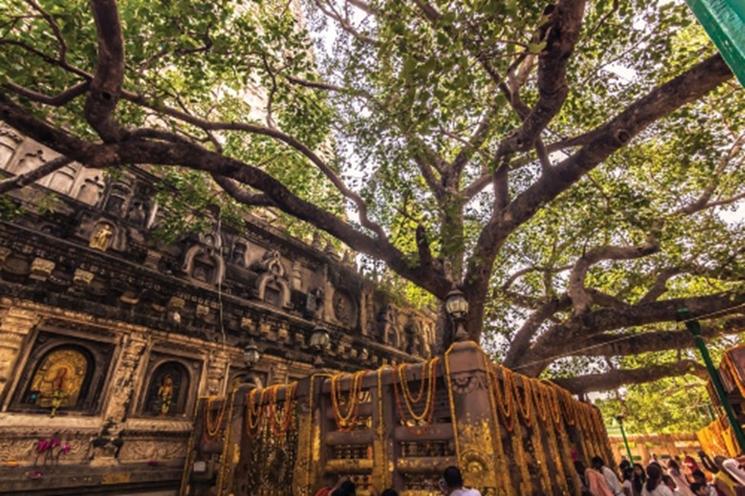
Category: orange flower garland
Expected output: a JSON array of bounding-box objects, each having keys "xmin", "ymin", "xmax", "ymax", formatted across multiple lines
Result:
[
  {"xmin": 330, "ymin": 371, "xmax": 366, "ymax": 429},
  {"xmin": 512, "ymin": 374, "xmax": 533, "ymax": 425},
  {"xmin": 244, "ymin": 383, "xmax": 297, "ymax": 438},
  {"xmin": 392, "ymin": 358, "xmax": 439, "ymax": 424},
  {"xmin": 205, "ymin": 396, "xmax": 228, "ymax": 438}
]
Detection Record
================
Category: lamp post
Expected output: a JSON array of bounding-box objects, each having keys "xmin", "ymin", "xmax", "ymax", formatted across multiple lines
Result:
[
  {"xmin": 445, "ymin": 288, "xmax": 470, "ymax": 342},
  {"xmin": 243, "ymin": 340, "xmax": 261, "ymax": 370},
  {"xmin": 615, "ymin": 414, "xmax": 634, "ymax": 464},
  {"xmin": 678, "ymin": 307, "xmax": 745, "ymax": 454},
  {"xmin": 310, "ymin": 325, "xmax": 331, "ymax": 367}
]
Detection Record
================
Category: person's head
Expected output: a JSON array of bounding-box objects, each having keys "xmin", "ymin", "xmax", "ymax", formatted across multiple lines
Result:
[
  {"xmin": 690, "ymin": 482, "xmax": 709, "ymax": 496},
  {"xmin": 442, "ymin": 466, "xmax": 464, "ymax": 490},
  {"xmin": 662, "ymin": 475, "xmax": 676, "ymax": 490},
  {"xmin": 619, "ymin": 459, "xmax": 631, "ymax": 472},
  {"xmin": 633, "ymin": 463, "xmax": 645, "ymax": 477},
  {"xmin": 692, "ymin": 469, "xmax": 707, "ymax": 484},
  {"xmin": 322, "ymin": 473, "xmax": 340, "ymax": 488},
  {"xmin": 667, "ymin": 458, "xmax": 680, "ymax": 473},
  {"xmin": 333, "ymin": 480, "xmax": 356, "ymax": 496},
  {"xmin": 380, "ymin": 490, "xmax": 398, "ymax": 496},
  {"xmin": 574, "ymin": 460, "xmax": 586, "ymax": 475},
  {"xmin": 622, "ymin": 467, "xmax": 634, "ymax": 482},
  {"xmin": 591, "ymin": 456, "xmax": 604, "ymax": 470},
  {"xmin": 646, "ymin": 463, "xmax": 663, "ymax": 491}
]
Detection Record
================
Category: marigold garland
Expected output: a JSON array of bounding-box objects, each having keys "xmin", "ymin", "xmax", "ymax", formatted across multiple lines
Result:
[
  {"xmin": 330, "ymin": 371, "xmax": 365, "ymax": 429},
  {"xmin": 205, "ymin": 396, "xmax": 228, "ymax": 438},
  {"xmin": 490, "ymin": 365, "xmax": 516, "ymax": 433},
  {"xmin": 393, "ymin": 357, "xmax": 439, "ymax": 424},
  {"xmin": 244, "ymin": 383, "xmax": 297, "ymax": 438},
  {"xmin": 512, "ymin": 374, "xmax": 533, "ymax": 425}
]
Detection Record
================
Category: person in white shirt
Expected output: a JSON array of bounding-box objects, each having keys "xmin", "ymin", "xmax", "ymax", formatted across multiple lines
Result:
[
  {"xmin": 593, "ymin": 456, "xmax": 625, "ymax": 496},
  {"xmin": 439, "ymin": 466, "xmax": 481, "ymax": 496},
  {"xmin": 642, "ymin": 464, "xmax": 674, "ymax": 496}
]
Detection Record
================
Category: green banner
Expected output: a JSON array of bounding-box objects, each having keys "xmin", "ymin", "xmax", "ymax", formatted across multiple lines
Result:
[{"xmin": 686, "ymin": 0, "xmax": 745, "ymax": 87}]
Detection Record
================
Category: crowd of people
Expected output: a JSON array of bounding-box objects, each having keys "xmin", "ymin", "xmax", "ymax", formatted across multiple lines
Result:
[
  {"xmin": 312, "ymin": 452, "xmax": 745, "ymax": 496},
  {"xmin": 313, "ymin": 466, "xmax": 480, "ymax": 496},
  {"xmin": 576, "ymin": 453, "xmax": 745, "ymax": 496}
]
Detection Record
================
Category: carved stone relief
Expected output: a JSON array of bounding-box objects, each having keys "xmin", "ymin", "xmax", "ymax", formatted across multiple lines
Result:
[
  {"xmin": 331, "ymin": 288, "xmax": 357, "ymax": 327},
  {"xmin": 104, "ymin": 333, "xmax": 149, "ymax": 425},
  {"xmin": 255, "ymin": 250, "xmax": 290, "ymax": 307},
  {"xmin": 0, "ymin": 307, "xmax": 41, "ymax": 399},
  {"xmin": 117, "ymin": 437, "xmax": 187, "ymax": 463}
]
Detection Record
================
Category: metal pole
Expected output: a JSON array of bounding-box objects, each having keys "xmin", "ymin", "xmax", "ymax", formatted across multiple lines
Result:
[
  {"xmin": 616, "ymin": 415, "xmax": 634, "ymax": 464},
  {"xmin": 678, "ymin": 307, "xmax": 745, "ymax": 454}
]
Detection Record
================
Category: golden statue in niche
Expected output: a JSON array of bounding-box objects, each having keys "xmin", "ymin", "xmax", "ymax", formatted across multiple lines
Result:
[
  {"xmin": 157, "ymin": 374, "xmax": 174, "ymax": 415},
  {"xmin": 89, "ymin": 223, "xmax": 113, "ymax": 251},
  {"xmin": 29, "ymin": 348, "xmax": 88, "ymax": 416}
]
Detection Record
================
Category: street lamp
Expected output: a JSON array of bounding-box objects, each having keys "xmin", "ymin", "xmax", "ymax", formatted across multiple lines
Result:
[
  {"xmin": 243, "ymin": 340, "xmax": 261, "ymax": 370},
  {"xmin": 445, "ymin": 288, "xmax": 470, "ymax": 341},
  {"xmin": 310, "ymin": 325, "xmax": 331, "ymax": 367}
]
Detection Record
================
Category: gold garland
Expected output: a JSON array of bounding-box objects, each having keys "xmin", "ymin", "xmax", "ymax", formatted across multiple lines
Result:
[
  {"xmin": 205, "ymin": 396, "xmax": 228, "ymax": 438},
  {"xmin": 512, "ymin": 374, "xmax": 533, "ymax": 425},
  {"xmin": 531, "ymin": 381, "xmax": 549, "ymax": 423},
  {"xmin": 489, "ymin": 365, "xmax": 516, "ymax": 433},
  {"xmin": 330, "ymin": 371, "xmax": 365, "ymax": 429},
  {"xmin": 395, "ymin": 357, "xmax": 439, "ymax": 423},
  {"xmin": 481, "ymin": 353, "xmax": 516, "ymax": 496}
]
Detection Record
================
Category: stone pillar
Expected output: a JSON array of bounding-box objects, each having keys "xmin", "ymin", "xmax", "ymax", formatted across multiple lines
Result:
[
  {"xmin": 205, "ymin": 349, "xmax": 230, "ymax": 396},
  {"xmin": 270, "ymin": 359, "xmax": 290, "ymax": 385},
  {"xmin": 90, "ymin": 332, "xmax": 149, "ymax": 466},
  {"xmin": 0, "ymin": 305, "xmax": 40, "ymax": 400},
  {"xmin": 103, "ymin": 333, "xmax": 149, "ymax": 424}
]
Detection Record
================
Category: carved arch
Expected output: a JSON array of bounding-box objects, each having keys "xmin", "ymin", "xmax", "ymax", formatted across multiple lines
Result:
[{"xmin": 182, "ymin": 245, "xmax": 226, "ymax": 285}]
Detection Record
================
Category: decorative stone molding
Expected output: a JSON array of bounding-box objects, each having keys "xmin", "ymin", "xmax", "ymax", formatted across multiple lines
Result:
[
  {"xmin": 73, "ymin": 268, "xmax": 95, "ymax": 286},
  {"xmin": 117, "ymin": 437, "xmax": 187, "ymax": 463},
  {"xmin": 29, "ymin": 257, "xmax": 55, "ymax": 281},
  {"xmin": 0, "ymin": 306, "xmax": 40, "ymax": 398},
  {"xmin": 102, "ymin": 333, "xmax": 149, "ymax": 427},
  {"xmin": 205, "ymin": 349, "xmax": 230, "ymax": 396}
]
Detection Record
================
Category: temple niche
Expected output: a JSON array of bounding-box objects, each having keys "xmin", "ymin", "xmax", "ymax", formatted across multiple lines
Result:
[
  {"xmin": 25, "ymin": 347, "xmax": 89, "ymax": 412},
  {"xmin": 141, "ymin": 361, "xmax": 191, "ymax": 417},
  {"xmin": 0, "ymin": 126, "xmax": 436, "ymax": 495}
]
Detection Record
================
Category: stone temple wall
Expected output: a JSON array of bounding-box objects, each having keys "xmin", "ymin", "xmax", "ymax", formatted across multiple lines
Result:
[{"xmin": 0, "ymin": 125, "xmax": 435, "ymax": 494}]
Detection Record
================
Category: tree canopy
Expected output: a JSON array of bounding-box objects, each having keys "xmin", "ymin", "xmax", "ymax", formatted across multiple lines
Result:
[{"xmin": 0, "ymin": 0, "xmax": 743, "ymax": 393}]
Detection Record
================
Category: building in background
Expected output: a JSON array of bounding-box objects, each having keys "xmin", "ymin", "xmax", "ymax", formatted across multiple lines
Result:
[{"xmin": 0, "ymin": 124, "xmax": 435, "ymax": 495}]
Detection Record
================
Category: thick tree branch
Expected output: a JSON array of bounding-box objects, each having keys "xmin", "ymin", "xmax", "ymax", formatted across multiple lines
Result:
[
  {"xmin": 515, "ymin": 290, "xmax": 745, "ymax": 375},
  {"xmin": 503, "ymin": 295, "xmax": 571, "ymax": 368},
  {"xmin": 567, "ymin": 236, "xmax": 658, "ymax": 314},
  {"xmin": 578, "ymin": 316, "xmax": 745, "ymax": 357},
  {"xmin": 85, "ymin": 0, "xmax": 125, "ymax": 142},
  {"xmin": 120, "ymin": 90, "xmax": 389, "ymax": 242},
  {"xmin": 4, "ymin": 80, "xmax": 89, "ymax": 106},
  {"xmin": 552, "ymin": 360, "xmax": 706, "ymax": 394},
  {"xmin": 495, "ymin": 0, "xmax": 587, "ymax": 158},
  {"xmin": 211, "ymin": 173, "xmax": 277, "ymax": 208},
  {"xmin": 0, "ymin": 155, "xmax": 73, "ymax": 194},
  {"xmin": 0, "ymin": 93, "xmax": 453, "ymax": 298},
  {"xmin": 463, "ymin": 55, "xmax": 733, "ymax": 334},
  {"xmin": 639, "ymin": 268, "xmax": 682, "ymax": 304}
]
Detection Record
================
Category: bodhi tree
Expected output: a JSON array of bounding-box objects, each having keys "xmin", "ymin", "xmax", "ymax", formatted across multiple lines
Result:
[{"xmin": 0, "ymin": 0, "xmax": 743, "ymax": 393}]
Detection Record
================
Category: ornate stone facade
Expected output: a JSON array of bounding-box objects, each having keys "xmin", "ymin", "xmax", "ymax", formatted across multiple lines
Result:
[{"xmin": 0, "ymin": 126, "xmax": 435, "ymax": 494}]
